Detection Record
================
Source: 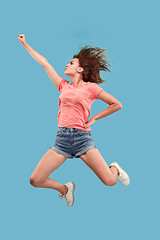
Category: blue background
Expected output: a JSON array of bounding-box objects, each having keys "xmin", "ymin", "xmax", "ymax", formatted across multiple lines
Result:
[{"xmin": 1, "ymin": 0, "xmax": 159, "ymax": 239}]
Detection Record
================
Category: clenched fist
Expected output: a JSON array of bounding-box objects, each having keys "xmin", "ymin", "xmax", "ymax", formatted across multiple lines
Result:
[{"xmin": 17, "ymin": 34, "xmax": 27, "ymax": 46}]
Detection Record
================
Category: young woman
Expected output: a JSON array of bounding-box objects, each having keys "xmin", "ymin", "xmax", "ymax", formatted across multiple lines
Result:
[{"xmin": 17, "ymin": 34, "xmax": 130, "ymax": 207}]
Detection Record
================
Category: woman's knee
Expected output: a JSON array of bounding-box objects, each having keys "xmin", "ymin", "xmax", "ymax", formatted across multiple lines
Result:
[{"xmin": 29, "ymin": 175, "xmax": 45, "ymax": 187}]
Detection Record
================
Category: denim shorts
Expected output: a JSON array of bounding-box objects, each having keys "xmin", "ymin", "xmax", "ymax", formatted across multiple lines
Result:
[{"xmin": 49, "ymin": 127, "xmax": 97, "ymax": 159}]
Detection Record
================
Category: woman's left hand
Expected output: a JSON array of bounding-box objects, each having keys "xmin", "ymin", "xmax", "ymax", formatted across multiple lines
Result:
[{"xmin": 83, "ymin": 117, "xmax": 96, "ymax": 128}]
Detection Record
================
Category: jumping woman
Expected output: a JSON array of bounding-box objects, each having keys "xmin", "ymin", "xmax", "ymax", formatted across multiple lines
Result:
[{"xmin": 17, "ymin": 34, "xmax": 130, "ymax": 207}]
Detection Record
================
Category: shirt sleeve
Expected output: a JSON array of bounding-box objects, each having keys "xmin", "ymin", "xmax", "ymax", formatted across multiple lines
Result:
[
  {"xmin": 58, "ymin": 79, "xmax": 68, "ymax": 93},
  {"xmin": 89, "ymin": 83, "xmax": 104, "ymax": 100}
]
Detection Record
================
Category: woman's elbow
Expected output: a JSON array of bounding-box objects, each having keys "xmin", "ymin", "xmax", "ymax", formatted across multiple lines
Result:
[
  {"xmin": 119, "ymin": 103, "xmax": 122, "ymax": 109},
  {"xmin": 116, "ymin": 103, "xmax": 122, "ymax": 109}
]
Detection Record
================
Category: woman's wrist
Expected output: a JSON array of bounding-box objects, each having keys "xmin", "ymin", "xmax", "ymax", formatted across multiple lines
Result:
[{"xmin": 23, "ymin": 41, "xmax": 28, "ymax": 48}]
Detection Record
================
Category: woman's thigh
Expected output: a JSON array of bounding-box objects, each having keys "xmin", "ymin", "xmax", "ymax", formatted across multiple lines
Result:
[
  {"xmin": 30, "ymin": 149, "xmax": 68, "ymax": 183},
  {"xmin": 79, "ymin": 148, "xmax": 115, "ymax": 185}
]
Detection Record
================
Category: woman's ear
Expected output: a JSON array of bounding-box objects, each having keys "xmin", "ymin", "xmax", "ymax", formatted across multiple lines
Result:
[{"xmin": 78, "ymin": 67, "xmax": 83, "ymax": 73}]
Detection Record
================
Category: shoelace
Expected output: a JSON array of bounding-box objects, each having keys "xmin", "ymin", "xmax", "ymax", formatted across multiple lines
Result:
[
  {"xmin": 118, "ymin": 170, "xmax": 124, "ymax": 179},
  {"xmin": 59, "ymin": 193, "xmax": 66, "ymax": 198},
  {"xmin": 118, "ymin": 170, "xmax": 127, "ymax": 182}
]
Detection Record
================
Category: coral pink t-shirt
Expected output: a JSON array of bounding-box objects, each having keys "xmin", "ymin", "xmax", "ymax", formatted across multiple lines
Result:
[{"xmin": 57, "ymin": 78, "xmax": 104, "ymax": 131}]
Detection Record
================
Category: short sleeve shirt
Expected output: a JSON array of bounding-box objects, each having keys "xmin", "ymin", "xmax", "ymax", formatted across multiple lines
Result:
[{"xmin": 57, "ymin": 78, "xmax": 103, "ymax": 131}]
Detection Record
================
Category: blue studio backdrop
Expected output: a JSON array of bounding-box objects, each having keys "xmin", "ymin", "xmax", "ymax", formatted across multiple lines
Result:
[{"xmin": 0, "ymin": 0, "xmax": 159, "ymax": 239}]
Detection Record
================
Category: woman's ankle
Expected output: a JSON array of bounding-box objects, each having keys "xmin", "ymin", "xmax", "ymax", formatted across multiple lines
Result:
[
  {"xmin": 60, "ymin": 185, "xmax": 68, "ymax": 195},
  {"xmin": 110, "ymin": 166, "xmax": 119, "ymax": 176}
]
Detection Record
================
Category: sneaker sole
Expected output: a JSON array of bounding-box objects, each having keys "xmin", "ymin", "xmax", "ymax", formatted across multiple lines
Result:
[{"xmin": 68, "ymin": 181, "xmax": 75, "ymax": 207}]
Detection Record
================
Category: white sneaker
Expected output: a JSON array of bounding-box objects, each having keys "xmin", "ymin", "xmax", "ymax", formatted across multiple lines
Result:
[
  {"xmin": 59, "ymin": 192, "xmax": 66, "ymax": 199},
  {"xmin": 109, "ymin": 162, "xmax": 130, "ymax": 186},
  {"xmin": 58, "ymin": 181, "xmax": 75, "ymax": 207}
]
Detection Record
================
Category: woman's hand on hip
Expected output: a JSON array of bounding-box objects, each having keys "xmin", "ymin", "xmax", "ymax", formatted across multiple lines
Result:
[{"xmin": 83, "ymin": 117, "xmax": 96, "ymax": 128}]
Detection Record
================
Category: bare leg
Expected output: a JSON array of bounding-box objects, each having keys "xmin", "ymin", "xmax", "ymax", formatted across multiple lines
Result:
[
  {"xmin": 79, "ymin": 148, "xmax": 119, "ymax": 186},
  {"xmin": 33, "ymin": 177, "xmax": 68, "ymax": 195},
  {"xmin": 30, "ymin": 149, "xmax": 68, "ymax": 194}
]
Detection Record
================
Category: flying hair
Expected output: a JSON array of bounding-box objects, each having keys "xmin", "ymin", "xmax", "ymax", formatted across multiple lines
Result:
[{"xmin": 73, "ymin": 44, "xmax": 112, "ymax": 85}]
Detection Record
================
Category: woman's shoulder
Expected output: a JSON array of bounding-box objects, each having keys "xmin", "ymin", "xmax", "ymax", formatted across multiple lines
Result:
[
  {"xmin": 87, "ymin": 81, "xmax": 104, "ymax": 100},
  {"xmin": 59, "ymin": 78, "xmax": 70, "ymax": 92},
  {"xmin": 87, "ymin": 81, "xmax": 103, "ymax": 88}
]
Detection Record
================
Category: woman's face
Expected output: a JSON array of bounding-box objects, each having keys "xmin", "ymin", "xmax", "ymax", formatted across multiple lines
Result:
[{"xmin": 64, "ymin": 58, "xmax": 83, "ymax": 76}]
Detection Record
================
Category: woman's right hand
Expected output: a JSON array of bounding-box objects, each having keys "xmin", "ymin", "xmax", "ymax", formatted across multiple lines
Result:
[{"xmin": 17, "ymin": 34, "xmax": 27, "ymax": 46}]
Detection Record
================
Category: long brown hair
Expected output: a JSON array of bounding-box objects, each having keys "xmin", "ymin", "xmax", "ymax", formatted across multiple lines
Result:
[{"xmin": 73, "ymin": 45, "xmax": 112, "ymax": 85}]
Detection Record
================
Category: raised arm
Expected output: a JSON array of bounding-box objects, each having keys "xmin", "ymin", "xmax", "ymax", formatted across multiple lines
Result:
[
  {"xmin": 42, "ymin": 61, "xmax": 63, "ymax": 89},
  {"xmin": 17, "ymin": 34, "xmax": 63, "ymax": 89}
]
